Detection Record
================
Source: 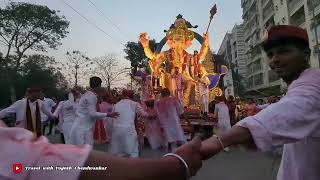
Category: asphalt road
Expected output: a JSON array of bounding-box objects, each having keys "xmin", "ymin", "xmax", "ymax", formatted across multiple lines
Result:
[{"xmin": 48, "ymin": 131, "xmax": 280, "ymax": 180}]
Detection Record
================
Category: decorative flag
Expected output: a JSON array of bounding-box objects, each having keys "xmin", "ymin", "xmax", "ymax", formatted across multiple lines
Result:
[{"xmin": 210, "ymin": 4, "xmax": 217, "ymax": 19}]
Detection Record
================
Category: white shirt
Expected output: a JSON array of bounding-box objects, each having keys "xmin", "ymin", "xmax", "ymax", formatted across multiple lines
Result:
[
  {"xmin": 54, "ymin": 99, "xmax": 78, "ymax": 123},
  {"xmin": 74, "ymin": 91, "xmax": 107, "ymax": 128},
  {"xmin": 41, "ymin": 98, "xmax": 56, "ymax": 122},
  {"xmin": 237, "ymin": 68, "xmax": 320, "ymax": 180},
  {"xmin": 113, "ymin": 99, "xmax": 148, "ymax": 128},
  {"xmin": 199, "ymin": 76, "xmax": 210, "ymax": 96},
  {"xmin": 0, "ymin": 98, "xmax": 50, "ymax": 125}
]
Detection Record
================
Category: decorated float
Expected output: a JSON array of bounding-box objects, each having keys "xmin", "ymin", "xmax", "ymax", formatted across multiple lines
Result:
[{"xmin": 135, "ymin": 5, "xmax": 228, "ymax": 138}]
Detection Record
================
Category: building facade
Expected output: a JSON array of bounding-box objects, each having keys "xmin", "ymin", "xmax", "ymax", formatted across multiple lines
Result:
[
  {"xmin": 241, "ymin": 0, "xmax": 320, "ymax": 96},
  {"xmin": 218, "ymin": 24, "xmax": 248, "ymax": 97}
]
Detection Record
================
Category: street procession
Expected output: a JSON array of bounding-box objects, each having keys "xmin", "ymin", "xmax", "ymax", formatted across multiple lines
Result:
[{"xmin": 0, "ymin": 0, "xmax": 320, "ymax": 180}]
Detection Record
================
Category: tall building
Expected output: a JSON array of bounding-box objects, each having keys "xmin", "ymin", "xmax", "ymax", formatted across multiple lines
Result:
[
  {"xmin": 218, "ymin": 24, "xmax": 247, "ymax": 97},
  {"xmin": 241, "ymin": 0, "xmax": 320, "ymax": 96},
  {"xmin": 218, "ymin": 33, "xmax": 233, "ymax": 96}
]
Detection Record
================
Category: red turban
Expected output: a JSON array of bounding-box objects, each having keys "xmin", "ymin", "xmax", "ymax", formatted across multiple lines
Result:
[{"xmin": 122, "ymin": 89, "xmax": 134, "ymax": 99}]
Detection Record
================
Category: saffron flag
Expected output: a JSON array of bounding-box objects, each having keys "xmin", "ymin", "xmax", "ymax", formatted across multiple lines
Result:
[{"xmin": 210, "ymin": 4, "xmax": 217, "ymax": 19}]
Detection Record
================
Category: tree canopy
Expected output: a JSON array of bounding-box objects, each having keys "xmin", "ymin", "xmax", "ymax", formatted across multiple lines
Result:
[
  {"xmin": 0, "ymin": 2, "xmax": 69, "ymax": 101},
  {"xmin": 124, "ymin": 39, "xmax": 157, "ymax": 74},
  {"xmin": 0, "ymin": 54, "xmax": 68, "ymax": 108}
]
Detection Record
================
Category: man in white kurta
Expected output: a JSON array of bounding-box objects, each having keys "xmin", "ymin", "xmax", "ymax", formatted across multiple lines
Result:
[
  {"xmin": 0, "ymin": 87, "xmax": 53, "ymax": 134},
  {"xmin": 53, "ymin": 93, "xmax": 80, "ymax": 144},
  {"xmin": 236, "ymin": 68, "xmax": 320, "ymax": 179},
  {"xmin": 155, "ymin": 88, "xmax": 185, "ymax": 151},
  {"xmin": 200, "ymin": 25, "xmax": 320, "ymax": 180},
  {"xmin": 171, "ymin": 67, "xmax": 184, "ymax": 105},
  {"xmin": 69, "ymin": 77, "xmax": 118, "ymax": 145},
  {"xmin": 41, "ymin": 96, "xmax": 56, "ymax": 134},
  {"xmin": 110, "ymin": 90, "xmax": 151, "ymax": 158},
  {"xmin": 198, "ymin": 73, "xmax": 210, "ymax": 116}
]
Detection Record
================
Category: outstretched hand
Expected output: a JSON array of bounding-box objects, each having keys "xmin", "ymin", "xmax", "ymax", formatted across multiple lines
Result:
[
  {"xmin": 139, "ymin": 33, "xmax": 149, "ymax": 47},
  {"xmin": 107, "ymin": 112, "xmax": 119, "ymax": 118},
  {"xmin": 174, "ymin": 136, "xmax": 203, "ymax": 176}
]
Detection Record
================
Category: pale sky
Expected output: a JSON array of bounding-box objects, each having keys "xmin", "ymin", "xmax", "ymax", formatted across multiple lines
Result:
[{"xmin": 0, "ymin": 0, "xmax": 242, "ymax": 86}]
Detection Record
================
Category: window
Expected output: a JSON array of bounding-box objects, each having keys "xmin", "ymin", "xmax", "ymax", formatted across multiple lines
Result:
[
  {"xmin": 268, "ymin": 70, "xmax": 280, "ymax": 82},
  {"xmin": 290, "ymin": 6, "xmax": 306, "ymax": 26},
  {"xmin": 248, "ymin": 76, "xmax": 254, "ymax": 88},
  {"xmin": 254, "ymin": 73, "xmax": 263, "ymax": 85}
]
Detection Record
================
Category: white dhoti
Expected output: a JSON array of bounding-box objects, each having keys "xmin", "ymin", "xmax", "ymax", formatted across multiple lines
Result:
[
  {"xmin": 110, "ymin": 126, "xmax": 139, "ymax": 158},
  {"xmin": 69, "ymin": 91, "xmax": 108, "ymax": 145},
  {"xmin": 215, "ymin": 102, "xmax": 231, "ymax": 132},
  {"xmin": 62, "ymin": 121, "xmax": 74, "ymax": 144},
  {"xmin": 200, "ymin": 94, "xmax": 209, "ymax": 113},
  {"xmin": 69, "ymin": 122, "xmax": 94, "ymax": 145},
  {"xmin": 110, "ymin": 99, "xmax": 150, "ymax": 158},
  {"xmin": 156, "ymin": 97, "xmax": 185, "ymax": 143}
]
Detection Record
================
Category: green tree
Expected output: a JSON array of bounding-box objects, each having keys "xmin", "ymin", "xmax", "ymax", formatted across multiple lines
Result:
[
  {"xmin": 21, "ymin": 55, "xmax": 68, "ymax": 99},
  {"xmin": 0, "ymin": 2, "xmax": 69, "ymax": 101},
  {"xmin": 0, "ymin": 54, "xmax": 69, "ymax": 107},
  {"xmin": 124, "ymin": 39, "xmax": 157, "ymax": 74}
]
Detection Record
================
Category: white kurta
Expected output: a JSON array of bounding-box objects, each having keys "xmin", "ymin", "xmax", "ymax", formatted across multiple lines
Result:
[
  {"xmin": 214, "ymin": 102, "xmax": 231, "ymax": 131},
  {"xmin": 53, "ymin": 100, "xmax": 78, "ymax": 144},
  {"xmin": 144, "ymin": 108, "xmax": 165, "ymax": 149},
  {"xmin": 155, "ymin": 96, "xmax": 185, "ymax": 143},
  {"xmin": 100, "ymin": 101, "xmax": 114, "ymax": 141},
  {"xmin": 69, "ymin": 91, "xmax": 107, "ymax": 145},
  {"xmin": 41, "ymin": 98, "xmax": 56, "ymax": 122},
  {"xmin": 0, "ymin": 123, "xmax": 91, "ymax": 180},
  {"xmin": 236, "ymin": 68, "xmax": 320, "ymax": 180},
  {"xmin": 171, "ymin": 73, "xmax": 184, "ymax": 104},
  {"xmin": 0, "ymin": 98, "xmax": 51, "ymax": 128},
  {"xmin": 199, "ymin": 76, "xmax": 210, "ymax": 113},
  {"xmin": 110, "ymin": 99, "xmax": 149, "ymax": 157}
]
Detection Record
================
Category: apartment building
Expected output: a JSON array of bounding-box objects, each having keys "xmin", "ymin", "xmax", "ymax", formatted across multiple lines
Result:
[
  {"xmin": 241, "ymin": 0, "xmax": 320, "ymax": 96},
  {"xmin": 218, "ymin": 24, "xmax": 247, "ymax": 97}
]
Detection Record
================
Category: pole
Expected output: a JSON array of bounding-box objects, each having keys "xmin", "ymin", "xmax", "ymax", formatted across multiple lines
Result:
[
  {"xmin": 206, "ymin": 17, "xmax": 213, "ymax": 33},
  {"xmin": 312, "ymin": 0, "xmax": 320, "ymax": 67}
]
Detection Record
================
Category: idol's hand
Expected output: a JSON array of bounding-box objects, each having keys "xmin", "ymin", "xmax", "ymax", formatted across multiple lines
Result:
[
  {"xmin": 200, "ymin": 136, "xmax": 223, "ymax": 160},
  {"xmin": 139, "ymin": 32, "xmax": 149, "ymax": 47},
  {"xmin": 174, "ymin": 136, "xmax": 203, "ymax": 176}
]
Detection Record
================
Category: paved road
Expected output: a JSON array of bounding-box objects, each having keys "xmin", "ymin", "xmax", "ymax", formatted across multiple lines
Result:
[{"xmin": 48, "ymin": 132, "xmax": 280, "ymax": 180}]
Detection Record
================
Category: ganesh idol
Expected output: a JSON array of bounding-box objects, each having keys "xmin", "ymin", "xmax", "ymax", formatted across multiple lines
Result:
[{"xmin": 139, "ymin": 15, "xmax": 209, "ymax": 107}]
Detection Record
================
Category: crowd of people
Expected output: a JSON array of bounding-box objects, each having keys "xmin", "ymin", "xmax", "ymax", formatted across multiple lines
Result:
[
  {"xmin": 0, "ymin": 76, "xmax": 190, "ymax": 158},
  {"xmin": 0, "ymin": 25, "xmax": 319, "ymax": 180}
]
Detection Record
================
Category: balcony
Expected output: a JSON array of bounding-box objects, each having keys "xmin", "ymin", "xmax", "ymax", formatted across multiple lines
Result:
[
  {"xmin": 262, "ymin": 1, "xmax": 274, "ymax": 21},
  {"xmin": 288, "ymin": 0, "xmax": 304, "ymax": 16},
  {"xmin": 244, "ymin": 13, "xmax": 258, "ymax": 29},
  {"xmin": 243, "ymin": 0, "xmax": 256, "ymax": 17},
  {"xmin": 245, "ymin": 26, "xmax": 259, "ymax": 42},
  {"xmin": 246, "ymin": 73, "xmax": 264, "ymax": 89},
  {"xmin": 262, "ymin": 0, "xmax": 272, "ymax": 8},
  {"xmin": 308, "ymin": 0, "xmax": 320, "ymax": 16}
]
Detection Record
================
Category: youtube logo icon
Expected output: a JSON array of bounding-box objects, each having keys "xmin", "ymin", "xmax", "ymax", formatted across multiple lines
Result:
[{"xmin": 13, "ymin": 163, "xmax": 23, "ymax": 173}]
